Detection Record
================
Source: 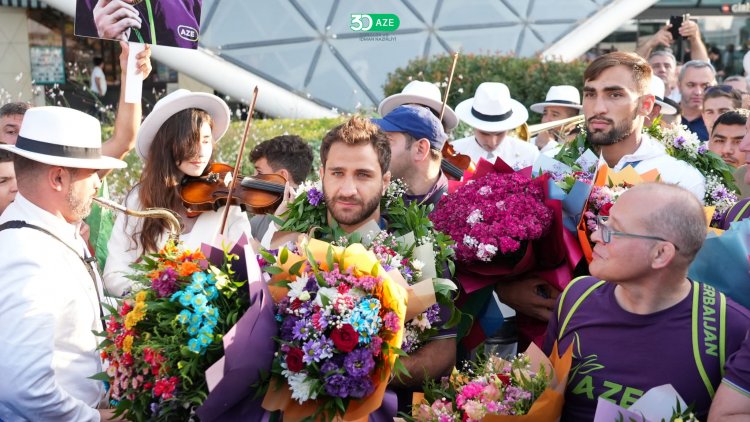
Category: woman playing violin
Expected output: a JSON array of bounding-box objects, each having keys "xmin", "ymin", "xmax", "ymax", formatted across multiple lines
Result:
[{"xmin": 103, "ymin": 89, "xmax": 252, "ymax": 296}]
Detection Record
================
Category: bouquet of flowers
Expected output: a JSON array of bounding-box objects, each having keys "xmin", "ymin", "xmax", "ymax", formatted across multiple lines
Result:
[
  {"xmin": 276, "ymin": 178, "xmax": 459, "ymax": 355},
  {"xmin": 594, "ymin": 384, "xmax": 699, "ymax": 422},
  {"xmin": 408, "ymin": 343, "xmax": 573, "ymax": 421},
  {"xmin": 644, "ymin": 120, "xmax": 738, "ymax": 223},
  {"xmin": 260, "ymin": 238, "xmax": 407, "ymax": 420},
  {"xmin": 432, "ymin": 172, "xmax": 553, "ymax": 264},
  {"xmin": 97, "ymin": 240, "xmax": 249, "ymax": 421}
]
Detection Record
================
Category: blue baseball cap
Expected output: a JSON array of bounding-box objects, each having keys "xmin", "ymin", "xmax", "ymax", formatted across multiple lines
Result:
[{"xmin": 372, "ymin": 104, "xmax": 448, "ymax": 150}]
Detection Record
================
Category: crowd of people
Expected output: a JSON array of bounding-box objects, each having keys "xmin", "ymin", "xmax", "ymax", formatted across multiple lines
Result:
[{"xmin": 1, "ymin": 16, "xmax": 750, "ymax": 422}]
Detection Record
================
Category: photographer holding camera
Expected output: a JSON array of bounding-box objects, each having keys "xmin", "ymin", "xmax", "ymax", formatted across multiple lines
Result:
[{"xmin": 636, "ymin": 15, "xmax": 709, "ymax": 65}]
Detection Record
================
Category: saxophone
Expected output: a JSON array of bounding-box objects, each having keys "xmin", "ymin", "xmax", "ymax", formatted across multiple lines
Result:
[{"xmin": 93, "ymin": 197, "xmax": 182, "ymax": 241}]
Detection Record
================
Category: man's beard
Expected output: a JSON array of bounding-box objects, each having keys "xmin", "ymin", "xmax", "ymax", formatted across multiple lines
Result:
[
  {"xmin": 586, "ymin": 107, "xmax": 639, "ymax": 146},
  {"xmin": 66, "ymin": 188, "xmax": 92, "ymax": 221},
  {"xmin": 325, "ymin": 191, "xmax": 381, "ymax": 227}
]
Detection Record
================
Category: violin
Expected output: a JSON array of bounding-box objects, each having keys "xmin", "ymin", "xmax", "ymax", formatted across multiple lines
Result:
[
  {"xmin": 180, "ymin": 162, "xmax": 286, "ymax": 215},
  {"xmin": 441, "ymin": 142, "xmax": 476, "ymax": 181}
]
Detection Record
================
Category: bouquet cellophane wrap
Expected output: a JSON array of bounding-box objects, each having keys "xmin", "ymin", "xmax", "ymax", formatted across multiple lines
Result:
[
  {"xmin": 576, "ymin": 166, "xmax": 659, "ymax": 263},
  {"xmin": 413, "ymin": 341, "xmax": 573, "ymax": 421},
  {"xmin": 261, "ymin": 238, "xmax": 408, "ymax": 421}
]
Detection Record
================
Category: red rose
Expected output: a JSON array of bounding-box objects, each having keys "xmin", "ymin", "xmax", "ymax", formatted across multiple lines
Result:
[
  {"xmin": 495, "ymin": 373, "xmax": 511, "ymax": 386},
  {"xmin": 286, "ymin": 347, "xmax": 305, "ymax": 372},
  {"xmin": 600, "ymin": 202, "xmax": 613, "ymax": 216},
  {"xmin": 330, "ymin": 324, "xmax": 359, "ymax": 352}
]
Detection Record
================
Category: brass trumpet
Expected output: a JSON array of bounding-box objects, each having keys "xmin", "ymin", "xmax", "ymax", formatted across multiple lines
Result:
[
  {"xmin": 514, "ymin": 114, "xmax": 585, "ymax": 142},
  {"xmin": 93, "ymin": 197, "xmax": 182, "ymax": 241}
]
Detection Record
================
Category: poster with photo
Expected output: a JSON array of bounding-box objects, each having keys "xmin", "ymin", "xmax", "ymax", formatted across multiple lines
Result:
[{"xmin": 74, "ymin": 0, "xmax": 203, "ymax": 49}]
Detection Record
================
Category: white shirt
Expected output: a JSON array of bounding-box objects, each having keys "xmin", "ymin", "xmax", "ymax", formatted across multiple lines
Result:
[
  {"xmin": 452, "ymin": 134, "xmax": 540, "ymax": 169},
  {"xmin": 90, "ymin": 66, "xmax": 106, "ymax": 97},
  {"xmin": 0, "ymin": 194, "xmax": 104, "ymax": 421},
  {"xmin": 529, "ymin": 135, "xmax": 561, "ymax": 157},
  {"xmin": 613, "ymin": 133, "xmax": 706, "ymax": 201},
  {"xmin": 103, "ymin": 187, "xmax": 253, "ymax": 296}
]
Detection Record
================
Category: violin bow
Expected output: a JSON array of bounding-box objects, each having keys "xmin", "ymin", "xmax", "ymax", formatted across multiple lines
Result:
[
  {"xmin": 438, "ymin": 51, "xmax": 460, "ymax": 123},
  {"xmin": 219, "ymin": 86, "xmax": 259, "ymax": 236}
]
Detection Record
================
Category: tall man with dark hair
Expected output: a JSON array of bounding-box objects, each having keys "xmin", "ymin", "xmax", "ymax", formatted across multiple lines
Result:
[
  {"xmin": 544, "ymin": 183, "xmax": 750, "ymax": 421},
  {"xmin": 249, "ymin": 135, "xmax": 314, "ymax": 243},
  {"xmin": 579, "ymin": 51, "xmax": 705, "ymax": 199}
]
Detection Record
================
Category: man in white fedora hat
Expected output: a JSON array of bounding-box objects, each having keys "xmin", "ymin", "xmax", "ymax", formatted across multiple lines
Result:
[
  {"xmin": 378, "ymin": 80, "xmax": 459, "ymax": 131},
  {"xmin": 529, "ymin": 85, "xmax": 582, "ymax": 156},
  {"xmin": 645, "ymin": 76, "xmax": 679, "ymax": 127},
  {"xmin": 452, "ymin": 82, "xmax": 539, "ymax": 169},
  {"xmin": 0, "ymin": 107, "xmax": 126, "ymax": 421}
]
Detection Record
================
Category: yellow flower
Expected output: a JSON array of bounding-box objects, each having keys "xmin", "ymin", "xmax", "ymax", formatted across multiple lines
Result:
[
  {"xmin": 122, "ymin": 335, "xmax": 133, "ymax": 354},
  {"xmin": 135, "ymin": 291, "xmax": 147, "ymax": 303},
  {"xmin": 124, "ymin": 302, "xmax": 148, "ymax": 330}
]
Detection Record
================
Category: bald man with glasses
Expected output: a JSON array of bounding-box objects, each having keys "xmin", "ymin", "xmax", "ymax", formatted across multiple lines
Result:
[{"xmin": 543, "ymin": 182, "xmax": 750, "ymax": 422}]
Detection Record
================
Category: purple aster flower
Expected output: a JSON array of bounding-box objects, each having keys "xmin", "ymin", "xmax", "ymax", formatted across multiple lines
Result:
[
  {"xmin": 280, "ymin": 316, "xmax": 299, "ymax": 341},
  {"xmin": 292, "ymin": 319, "xmax": 312, "ymax": 341},
  {"xmin": 150, "ymin": 402, "xmax": 160, "ymax": 416},
  {"xmin": 320, "ymin": 358, "xmax": 341, "ymax": 375},
  {"xmin": 324, "ymin": 374, "xmax": 350, "ymax": 398},
  {"xmin": 307, "ymin": 188, "xmax": 323, "ymax": 206},
  {"xmin": 697, "ymin": 143, "xmax": 708, "ymax": 154},
  {"xmin": 344, "ymin": 348, "xmax": 375, "ymax": 377},
  {"xmin": 302, "ymin": 338, "xmax": 334, "ymax": 364},
  {"xmin": 346, "ymin": 376, "xmax": 374, "ymax": 398},
  {"xmin": 304, "ymin": 277, "xmax": 320, "ymax": 293},
  {"xmin": 673, "ymin": 136, "xmax": 686, "ymax": 148}
]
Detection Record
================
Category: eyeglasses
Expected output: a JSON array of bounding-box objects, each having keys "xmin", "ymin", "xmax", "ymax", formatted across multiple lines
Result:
[
  {"xmin": 705, "ymin": 85, "xmax": 734, "ymax": 95},
  {"xmin": 595, "ymin": 216, "xmax": 680, "ymax": 251}
]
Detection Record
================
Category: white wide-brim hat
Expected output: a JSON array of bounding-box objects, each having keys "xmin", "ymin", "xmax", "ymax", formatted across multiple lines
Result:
[
  {"xmin": 648, "ymin": 77, "xmax": 677, "ymax": 115},
  {"xmin": 455, "ymin": 82, "xmax": 528, "ymax": 132},
  {"xmin": 378, "ymin": 80, "xmax": 459, "ymax": 130},
  {"xmin": 530, "ymin": 85, "xmax": 582, "ymax": 114},
  {"xmin": 136, "ymin": 89, "xmax": 231, "ymax": 160},
  {"xmin": 0, "ymin": 106, "xmax": 126, "ymax": 169}
]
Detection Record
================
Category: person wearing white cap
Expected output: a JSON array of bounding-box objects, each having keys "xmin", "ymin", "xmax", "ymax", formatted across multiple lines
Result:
[
  {"xmin": 103, "ymin": 89, "xmax": 252, "ymax": 297},
  {"xmin": 452, "ymin": 82, "xmax": 539, "ymax": 169},
  {"xmin": 0, "ymin": 107, "xmax": 126, "ymax": 421},
  {"xmin": 645, "ymin": 76, "xmax": 679, "ymax": 127},
  {"xmin": 529, "ymin": 85, "xmax": 582, "ymax": 156},
  {"xmin": 378, "ymin": 80, "xmax": 459, "ymax": 131}
]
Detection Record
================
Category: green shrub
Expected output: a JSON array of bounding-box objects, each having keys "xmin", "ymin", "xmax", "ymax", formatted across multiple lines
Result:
[
  {"xmin": 383, "ymin": 54, "xmax": 587, "ymax": 126},
  {"xmin": 105, "ymin": 116, "xmax": 345, "ymax": 200}
]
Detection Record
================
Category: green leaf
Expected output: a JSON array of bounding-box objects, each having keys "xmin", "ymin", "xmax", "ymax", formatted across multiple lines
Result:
[
  {"xmin": 263, "ymin": 266, "xmax": 283, "ymax": 275},
  {"xmin": 288, "ymin": 260, "xmax": 305, "ymax": 276},
  {"xmin": 279, "ymin": 247, "xmax": 289, "ymax": 265},
  {"xmin": 326, "ymin": 245, "xmax": 335, "ymax": 270},
  {"xmin": 88, "ymin": 371, "xmax": 111, "ymax": 382}
]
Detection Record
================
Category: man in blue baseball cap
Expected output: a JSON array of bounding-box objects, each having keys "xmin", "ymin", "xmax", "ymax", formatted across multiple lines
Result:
[{"xmin": 373, "ymin": 104, "xmax": 449, "ymax": 207}]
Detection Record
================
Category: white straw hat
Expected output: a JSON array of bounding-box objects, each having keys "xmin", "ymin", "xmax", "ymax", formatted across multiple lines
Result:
[
  {"xmin": 530, "ymin": 85, "xmax": 582, "ymax": 114},
  {"xmin": 0, "ymin": 106, "xmax": 125, "ymax": 169},
  {"xmin": 455, "ymin": 82, "xmax": 528, "ymax": 132},
  {"xmin": 378, "ymin": 80, "xmax": 459, "ymax": 130},
  {"xmin": 136, "ymin": 89, "xmax": 231, "ymax": 160},
  {"xmin": 648, "ymin": 77, "xmax": 677, "ymax": 115}
]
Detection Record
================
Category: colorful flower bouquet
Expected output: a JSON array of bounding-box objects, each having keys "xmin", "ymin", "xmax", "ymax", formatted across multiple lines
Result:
[
  {"xmin": 432, "ymin": 170, "xmax": 553, "ymax": 265},
  {"xmin": 408, "ymin": 342, "xmax": 573, "ymax": 421},
  {"xmin": 97, "ymin": 240, "xmax": 249, "ymax": 421},
  {"xmin": 275, "ymin": 178, "xmax": 459, "ymax": 355},
  {"xmin": 436, "ymin": 158, "xmax": 581, "ymax": 352},
  {"xmin": 260, "ymin": 238, "xmax": 408, "ymax": 420}
]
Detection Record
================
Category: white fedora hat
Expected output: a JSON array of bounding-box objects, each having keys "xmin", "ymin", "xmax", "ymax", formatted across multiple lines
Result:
[
  {"xmin": 648, "ymin": 77, "xmax": 677, "ymax": 115},
  {"xmin": 455, "ymin": 82, "xmax": 528, "ymax": 132},
  {"xmin": 136, "ymin": 89, "xmax": 231, "ymax": 160},
  {"xmin": 530, "ymin": 85, "xmax": 582, "ymax": 114},
  {"xmin": 0, "ymin": 106, "xmax": 125, "ymax": 169},
  {"xmin": 378, "ymin": 80, "xmax": 459, "ymax": 130}
]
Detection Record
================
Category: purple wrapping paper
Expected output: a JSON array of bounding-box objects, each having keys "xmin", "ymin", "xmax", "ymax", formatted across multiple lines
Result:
[
  {"xmin": 197, "ymin": 238, "xmax": 278, "ymax": 421},
  {"xmin": 200, "ymin": 234, "xmax": 249, "ymax": 284}
]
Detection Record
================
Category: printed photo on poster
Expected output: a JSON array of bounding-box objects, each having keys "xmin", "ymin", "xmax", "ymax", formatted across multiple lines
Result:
[
  {"xmin": 30, "ymin": 46, "xmax": 66, "ymax": 85},
  {"xmin": 74, "ymin": 0, "xmax": 202, "ymax": 49}
]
